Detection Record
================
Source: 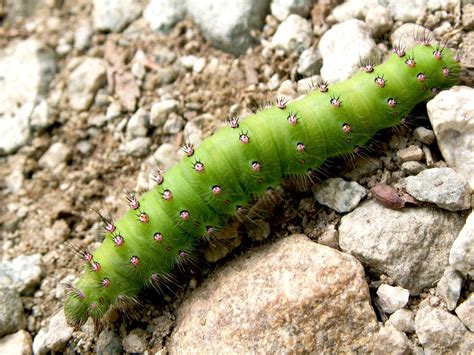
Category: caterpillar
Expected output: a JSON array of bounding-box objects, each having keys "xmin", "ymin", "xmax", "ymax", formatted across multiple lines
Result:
[{"xmin": 64, "ymin": 42, "xmax": 460, "ymax": 327}]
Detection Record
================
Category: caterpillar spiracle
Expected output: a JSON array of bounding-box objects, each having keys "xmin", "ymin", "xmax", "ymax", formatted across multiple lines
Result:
[{"xmin": 64, "ymin": 43, "xmax": 461, "ymax": 327}]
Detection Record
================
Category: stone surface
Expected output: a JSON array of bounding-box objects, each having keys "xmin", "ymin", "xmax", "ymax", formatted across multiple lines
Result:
[
  {"xmin": 297, "ymin": 47, "xmax": 322, "ymax": 77},
  {"xmin": 187, "ymin": 0, "xmax": 271, "ymax": 55},
  {"xmin": 374, "ymin": 324, "xmax": 412, "ymax": 355},
  {"xmin": 126, "ymin": 108, "xmax": 149, "ymax": 141},
  {"xmin": 0, "ymin": 103, "xmax": 34, "ymax": 156},
  {"xmin": 396, "ymin": 145, "xmax": 423, "ymax": 163},
  {"xmin": 38, "ymin": 142, "xmax": 72, "ymax": 172},
  {"xmin": 169, "ymin": 235, "xmax": 379, "ymax": 353},
  {"xmin": 390, "ymin": 24, "xmax": 434, "ymax": 50},
  {"xmin": 74, "ymin": 23, "xmax": 93, "ymax": 51},
  {"xmin": 387, "ymin": 309, "xmax": 415, "ymax": 334},
  {"xmin": 96, "ymin": 330, "xmax": 122, "ymax": 354},
  {"xmin": 455, "ymin": 293, "xmax": 474, "ymax": 332},
  {"xmin": 121, "ymin": 137, "xmax": 151, "ymax": 157},
  {"xmin": 463, "ymin": 3, "xmax": 474, "ymax": 30},
  {"xmin": 331, "ymin": 0, "xmax": 378, "ymax": 23},
  {"xmin": 427, "ymin": 86, "xmax": 474, "ymax": 190},
  {"xmin": 122, "ymin": 329, "xmax": 147, "ymax": 353},
  {"xmin": 436, "ymin": 267, "xmax": 463, "ymax": 311},
  {"xmin": 30, "ymin": 100, "xmax": 52, "ymax": 132},
  {"xmin": 32, "ymin": 310, "xmax": 73, "ymax": 354},
  {"xmin": 339, "ymin": 200, "xmax": 465, "ymax": 294},
  {"xmin": 365, "ymin": 5, "xmax": 393, "ymax": 36},
  {"xmin": 401, "ymin": 161, "xmax": 426, "ymax": 175},
  {"xmin": 0, "ymin": 287, "xmax": 26, "ymax": 337},
  {"xmin": 144, "ymin": 0, "xmax": 186, "ymax": 32},
  {"xmin": 413, "ymin": 127, "xmax": 435, "ymax": 145},
  {"xmin": 415, "ymin": 306, "xmax": 474, "ymax": 353},
  {"xmin": 401, "ymin": 168, "xmax": 471, "ymax": 211},
  {"xmin": 149, "ymin": 99, "xmax": 179, "ymax": 128},
  {"xmin": 449, "ymin": 211, "xmax": 474, "ymax": 277},
  {"xmin": 0, "ymin": 330, "xmax": 32, "ymax": 355},
  {"xmin": 377, "ymin": 284, "xmax": 410, "ymax": 314},
  {"xmin": 92, "ymin": 0, "xmax": 143, "ymax": 32},
  {"xmin": 67, "ymin": 58, "xmax": 107, "ymax": 111},
  {"xmin": 0, "ymin": 254, "xmax": 44, "ymax": 295},
  {"xmin": 387, "ymin": 0, "xmax": 426, "ymax": 21},
  {"xmin": 151, "ymin": 143, "xmax": 181, "ymax": 171},
  {"xmin": 270, "ymin": 0, "xmax": 313, "ymax": 21},
  {"xmin": 271, "ymin": 14, "xmax": 313, "ymax": 54},
  {"xmin": 319, "ymin": 19, "xmax": 378, "ymax": 83},
  {"xmin": 163, "ymin": 113, "xmax": 185, "ymax": 134},
  {"xmin": 312, "ymin": 178, "xmax": 367, "ymax": 213}
]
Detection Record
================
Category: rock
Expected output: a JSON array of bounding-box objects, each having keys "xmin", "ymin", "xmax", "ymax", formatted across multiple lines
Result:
[
  {"xmin": 331, "ymin": 0, "xmax": 378, "ymax": 23},
  {"xmin": 0, "ymin": 103, "xmax": 33, "ymax": 156},
  {"xmin": 38, "ymin": 142, "xmax": 72, "ymax": 172},
  {"xmin": 455, "ymin": 294, "xmax": 474, "ymax": 332},
  {"xmin": 183, "ymin": 113, "xmax": 218, "ymax": 147},
  {"xmin": 32, "ymin": 310, "xmax": 73, "ymax": 354},
  {"xmin": 270, "ymin": 0, "xmax": 313, "ymax": 21},
  {"xmin": 396, "ymin": 145, "xmax": 423, "ymax": 163},
  {"xmin": 271, "ymin": 14, "xmax": 313, "ymax": 54},
  {"xmin": 0, "ymin": 288, "xmax": 26, "ymax": 337},
  {"xmin": 377, "ymin": 284, "xmax": 410, "ymax": 314},
  {"xmin": 317, "ymin": 224, "xmax": 339, "ymax": 250},
  {"xmin": 415, "ymin": 306, "xmax": 474, "ymax": 353},
  {"xmin": 152, "ymin": 143, "xmax": 181, "ymax": 170},
  {"xmin": 374, "ymin": 324, "xmax": 412, "ymax": 355},
  {"xmin": 390, "ymin": 24, "xmax": 434, "ymax": 52},
  {"xmin": 187, "ymin": 0, "xmax": 271, "ymax": 56},
  {"xmin": 401, "ymin": 168, "xmax": 471, "ymax": 211},
  {"xmin": 297, "ymin": 47, "xmax": 322, "ymax": 77},
  {"xmin": 92, "ymin": 0, "xmax": 143, "ymax": 32},
  {"xmin": 163, "ymin": 113, "xmax": 185, "ymax": 134},
  {"xmin": 0, "ymin": 330, "xmax": 32, "ymax": 355},
  {"xmin": 106, "ymin": 102, "xmax": 122, "ymax": 121},
  {"xmin": 245, "ymin": 219, "xmax": 271, "ymax": 241},
  {"xmin": 413, "ymin": 127, "xmax": 435, "ymax": 145},
  {"xmin": 427, "ymin": 86, "xmax": 474, "ymax": 190},
  {"xmin": 122, "ymin": 329, "xmax": 147, "ymax": 353},
  {"xmin": 5, "ymin": 168, "xmax": 24, "ymax": 194},
  {"xmin": 74, "ymin": 23, "xmax": 93, "ymax": 51},
  {"xmin": 67, "ymin": 58, "xmax": 107, "ymax": 111},
  {"xmin": 169, "ymin": 235, "xmax": 379, "ymax": 353},
  {"xmin": 312, "ymin": 178, "xmax": 367, "ymax": 213},
  {"xmin": 387, "ymin": 309, "xmax": 416, "ymax": 334},
  {"xmin": 319, "ymin": 19, "xmax": 378, "ymax": 83},
  {"xmin": 449, "ymin": 211, "xmax": 474, "ymax": 277},
  {"xmin": 401, "ymin": 161, "xmax": 426, "ymax": 175},
  {"xmin": 150, "ymin": 99, "xmax": 179, "ymax": 128},
  {"xmin": 436, "ymin": 267, "xmax": 463, "ymax": 311},
  {"xmin": 31, "ymin": 100, "xmax": 53, "ymax": 132},
  {"xmin": 144, "ymin": 0, "xmax": 186, "ymax": 32},
  {"xmin": 339, "ymin": 200, "xmax": 465, "ymax": 294},
  {"xmin": 462, "ymin": 3, "xmax": 474, "ymax": 30},
  {"xmin": 365, "ymin": 5, "xmax": 393, "ymax": 36},
  {"xmin": 126, "ymin": 108, "xmax": 149, "ymax": 141},
  {"xmin": 0, "ymin": 254, "xmax": 44, "ymax": 295},
  {"xmin": 97, "ymin": 330, "xmax": 122, "ymax": 355},
  {"xmin": 277, "ymin": 79, "xmax": 296, "ymax": 99},
  {"xmin": 121, "ymin": 137, "xmax": 151, "ymax": 157},
  {"xmin": 387, "ymin": 0, "xmax": 426, "ymax": 21}
]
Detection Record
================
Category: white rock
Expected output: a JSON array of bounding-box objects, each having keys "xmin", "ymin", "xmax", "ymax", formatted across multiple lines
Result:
[
  {"xmin": 0, "ymin": 330, "xmax": 32, "ymax": 355},
  {"xmin": 187, "ymin": 0, "xmax": 271, "ymax": 55},
  {"xmin": 152, "ymin": 143, "xmax": 181, "ymax": 170},
  {"xmin": 126, "ymin": 108, "xmax": 149, "ymax": 141},
  {"xmin": 0, "ymin": 103, "xmax": 33, "ymax": 156},
  {"xmin": 449, "ymin": 211, "xmax": 474, "ymax": 277},
  {"xmin": 92, "ymin": 0, "xmax": 143, "ymax": 32},
  {"xmin": 390, "ymin": 24, "xmax": 434, "ymax": 51},
  {"xmin": 312, "ymin": 178, "xmax": 367, "ymax": 213},
  {"xmin": 374, "ymin": 324, "xmax": 412, "ymax": 354},
  {"xmin": 271, "ymin": 14, "xmax": 313, "ymax": 54},
  {"xmin": 365, "ymin": 5, "xmax": 393, "ymax": 36},
  {"xmin": 30, "ymin": 100, "xmax": 52, "ymax": 132},
  {"xmin": 38, "ymin": 142, "xmax": 72, "ymax": 172},
  {"xmin": 121, "ymin": 137, "xmax": 151, "ymax": 157},
  {"xmin": 5, "ymin": 169, "xmax": 24, "ymax": 194},
  {"xmin": 401, "ymin": 161, "xmax": 426, "ymax": 175},
  {"xmin": 163, "ymin": 113, "xmax": 185, "ymax": 134},
  {"xmin": 32, "ymin": 310, "xmax": 73, "ymax": 354},
  {"xmin": 387, "ymin": 308, "xmax": 416, "ymax": 333},
  {"xmin": 0, "ymin": 254, "xmax": 44, "ymax": 295},
  {"xmin": 339, "ymin": 200, "xmax": 465, "ymax": 294},
  {"xmin": 0, "ymin": 287, "xmax": 26, "ymax": 337},
  {"xmin": 74, "ymin": 23, "xmax": 93, "ymax": 51},
  {"xmin": 413, "ymin": 127, "xmax": 435, "ymax": 145},
  {"xmin": 67, "ymin": 57, "xmax": 106, "ymax": 111},
  {"xmin": 193, "ymin": 57, "xmax": 206, "ymax": 73},
  {"xmin": 331, "ymin": 0, "xmax": 379, "ymax": 23},
  {"xmin": 377, "ymin": 284, "xmax": 410, "ymax": 314},
  {"xmin": 455, "ymin": 293, "xmax": 474, "ymax": 332},
  {"xmin": 297, "ymin": 47, "xmax": 322, "ymax": 77},
  {"xmin": 319, "ymin": 19, "xmax": 378, "ymax": 83},
  {"xmin": 271, "ymin": 0, "xmax": 313, "ymax": 21},
  {"xmin": 144, "ymin": 0, "xmax": 186, "ymax": 32},
  {"xmin": 396, "ymin": 145, "xmax": 423, "ymax": 163},
  {"xmin": 387, "ymin": 0, "xmax": 426, "ymax": 22},
  {"xmin": 150, "ymin": 99, "xmax": 179, "ymax": 128},
  {"xmin": 436, "ymin": 267, "xmax": 463, "ymax": 311},
  {"xmin": 427, "ymin": 86, "xmax": 474, "ymax": 190},
  {"xmin": 106, "ymin": 102, "xmax": 122, "ymax": 121},
  {"xmin": 401, "ymin": 168, "xmax": 471, "ymax": 211}
]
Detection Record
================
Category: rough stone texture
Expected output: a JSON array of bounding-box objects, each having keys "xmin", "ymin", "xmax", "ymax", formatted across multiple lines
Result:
[
  {"xmin": 427, "ymin": 86, "xmax": 474, "ymax": 190},
  {"xmin": 92, "ymin": 0, "xmax": 143, "ymax": 32},
  {"xmin": 187, "ymin": 0, "xmax": 271, "ymax": 56},
  {"xmin": 149, "ymin": 99, "xmax": 179, "ymax": 128},
  {"xmin": 463, "ymin": 3, "xmax": 474, "ymax": 30},
  {"xmin": 0, "ymin": 330, "xmax": 33, "ymax": 355},
  {"xmin": 415, "ymin": 306, "xmax": 474, "ymax": 353},
  {"xmin": 32, "ymin": 310, "xmax": 73, "ymax": 354},
  {"xmin": 312, "ymin": 178, "xmax": 367, "ymax": 213},
  {"xmin": 121, "ymin": 137, "xmax": 151, "ymax": 157},
  {"xmin": 67, "ymin": 58, "xmax": 107, "ymax": 111},
  {"xmin": 169, "ymin": 235, "xmax": 379, "ymax": 353},
  {"xmin": 455, "ymin": 293, "xmax": 474, "ymax": 332},
  {"xmin": 413, "ymin": 127, "xmax": 435, "ymax": 145},
  {"xmin": 126, "ymin": 108, "xmax": 149, "ymax": 141},
  {"xmin": 122, "ymin": 329, "xmax": 147, "ymax": 353},
  {"xmin": 377, "ymin": 284, "xmax": 410, "ymax": 314},
  {"xmin": 319, "ymin": 19, "xmax": 378, "ymax": 83},
  {"xmin": 0, "ymin": 254, "xmax": 44, "ymax": 295},
  {"xmin": 144, "ymin": 0, "xmax": 186, "ymax": 32},
  {"xmin": 0, "ymin": 287, "xmax": 26, "ymax": 337},
  {"xmin": 38, "ymin": 142, "xmax": 72, "ymax": 172},
  {"xmin": 365, "ymin": 5, "xmax": 393, "ymax": 36},
  {"xmin": 96, "ymin": 330, "xmax": 122, "ymax": 354},
  {"xmin": 387, "ymin": 0, "xmax": 426, "ymax": 21},
  {"xmin": 297, "ymin": 47, "xmax": 322, "ymax": 77},
  {"xmin": 270, "ymin": 0, "xmax": 313, "ymax": 21},
  {"xmin": 374, "ymin": 324, "xmax": 412, "ymax": 355},
  {"xmin": 401, "ymin": 168, "xmax": 471, "ymax": 211},
  {"xmin": 436, "ymin": 267, "xmax": 463, "ymax": 311},
  {"xmin": 331, "ymin": 0, "xmax": 378, "ymax": 23},
  {"xmin": 449, "ymin": 211, "xmax": 474, "ymax": 277},
  {"xmin": 0, "ymin": 103, "xmax": 34, "ymax": 156},
  {"xmin": 387, "ymin": 309, "xmax": 415, "ymax": 334},
  {"xmin": 396, "ymin": 145, "xmax": 423, "ymax": 163},
  {"xmin": 390, "ymin": 24, "xmax": 434, "ymax": 50},
  {"xmin": 339, "ymin": 200, "xmax": 465, "ymax": 294},
  {"xmin": 401, "ymin": 161, "xmax": 426, "ymax": 175},
  {"xmin": 271, "ymin": 14, "xmax": 313, "ymax": 54}
]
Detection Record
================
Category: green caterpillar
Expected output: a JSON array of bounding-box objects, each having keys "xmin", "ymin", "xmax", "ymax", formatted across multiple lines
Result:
[{"xmin": 64, "ymin": 43, "xmax": 460, "ymax": 327}]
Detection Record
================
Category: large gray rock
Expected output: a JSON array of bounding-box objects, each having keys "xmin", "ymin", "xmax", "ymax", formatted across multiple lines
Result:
[
  {"xmin": 0, "ymin": 254, "xmax": 44, "ymax": 295},
  {"xmin": 271, "ymin": 14, "xmax": 313, "ymax": 54},
  {"xmin": 312, "ymin": 178, "xmax": 367, "ymax": 213},
  {"xmin": 144, "ymin": 0, "xmax": 186, "ymax": 32},
  {"xmin": 449, "ymin": 211, "xmax": 474, "ymax": 277},
  {"xmin": 0, "ymin": 288, "xmax": 26, "ymax": 337},
  {"xmin": 92, "ymin": 0, "xmax": 143, "ymax": 32},
  {"xmin": 32, "ymin": 310, "xmax": 73, "ymax": 354},
  {"xmin": 169, "ymin": 235, "xmax": 379, "ymax": 353},
  {"xmin": 0, "ymin": 330, "xmax": 32, "ymax": 355},
  {"xmin": 0, "ymin": 103, "xmax": 34, "ymax": 156},
  {"xmin": 427, "ymin": 86, "xmax": 474, "ymax": 190},
  {"xmin": 455, "ymin": 293, "xmax": 474, "ymax": 332},
  {"xmin": 187, "ymin": 0, "xmax": 271, "ymax": 55},
  {"xmin": 339, "ymin": 200, "xmax": 465, "ymax": 294},
  {"xmin": 319, "ymin": 19, "xmax": 378, "ymax": 83}
]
